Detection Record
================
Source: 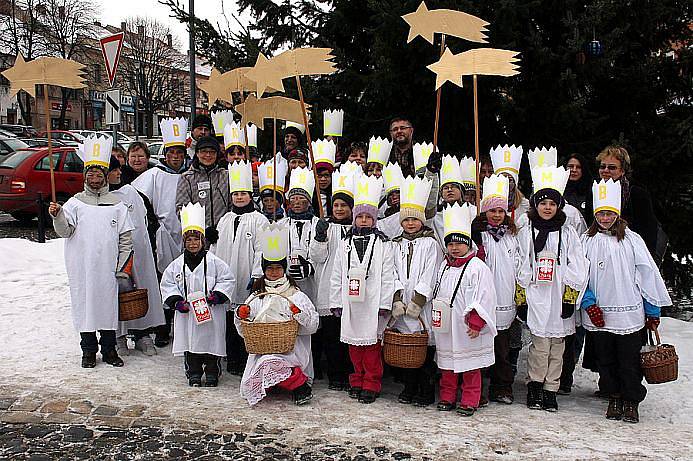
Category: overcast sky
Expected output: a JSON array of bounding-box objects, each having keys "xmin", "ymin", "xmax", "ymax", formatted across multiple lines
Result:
[{"xmin": 100, "ymin": 0, "xmax": 246, "ymax": 52}]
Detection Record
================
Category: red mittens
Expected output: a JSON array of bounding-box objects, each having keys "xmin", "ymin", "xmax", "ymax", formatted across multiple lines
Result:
[{"xmin": 586, "ymin": 305, "xmax": 605, "ymax": 328}]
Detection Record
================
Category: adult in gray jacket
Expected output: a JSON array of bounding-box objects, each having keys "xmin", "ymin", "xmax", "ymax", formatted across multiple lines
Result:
[{"xmin": 175, "ymin": 135, "xmax": 230, "ymax": 245}]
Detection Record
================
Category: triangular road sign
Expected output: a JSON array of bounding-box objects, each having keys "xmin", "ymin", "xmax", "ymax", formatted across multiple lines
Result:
[{"xmin": 100, "ymin": 32, "xmax": 125, "ymax": 88}]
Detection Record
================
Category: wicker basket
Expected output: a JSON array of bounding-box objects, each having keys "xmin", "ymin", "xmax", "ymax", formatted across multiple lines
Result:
[
  {"xmin": 641, "ymin": 328, "xmax": 678, "ymax": 384},
  {"xmin": 118, "ymin": 289, "xmax": 149, "ymax": 321},
  {"xmin": 240, "ymin": 292, "xmax": 299, "ymax": 355},
  {"xmin": 383, "ymin": 317, "xmax": 429, "ymax": 369}
]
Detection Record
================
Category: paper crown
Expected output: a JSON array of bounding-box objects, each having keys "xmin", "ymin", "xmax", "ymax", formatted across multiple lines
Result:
[
  {"xmin": 460, "ymin": 157, "xmax": 477, "ymax": 188},
  {"xmin": 490, "ymin": 144, "xmax": 523, "ymax": 181},
  {"xmin": 443, "ymin": 202, "xmax": 474, "ymax": 239},
  {"xmin": 288, "ymin": 166, "xmax": 316, "ymax": 199},
  {"xmin": 160, "ymin": 117, "xmax": 188, "ymax": 148},
  {"xmin": 246, "ymin": 123, "xmax": 258, "ymax": 148},
  {"xmin": 401, "ymin": 175, "xmax": 432, "ymax": 212},
  {"xmin": 528, "ymin": 146, "xmax": 558, "ymax": 169},
  {"xmin": 593, "ymin": 179, "xmax": 621, "ymax": 215},
  {"xmin": 339, "ymin": 160, "xmax": 363, "ymax": 179},
  {"xmin": 367, "ymin": 136, "xmax": 393, "ymax": 166},
  {"xmin": 413, "ymin": 142, "xmax": 434, "ymax": 172},
  {"xmin": 286, "ymin": 121, "xmax": 305, "ymax": 134},
  {"xmin": 481, "ymin": 174, "xmax": 510, "ymax": 212},
  {"xmin": 332, "ymin": 168, "xmax": 357, "ymax": 199},
  {"xmin": 180, "ymin": 202, "xmax": 205, "ymax": 235},
  {"xmin": 354, "ymin": 175, "xmax": 384, "ymax": 207},
  {"xmin": 440, "ymin": 155, "xmax": 462, "ymax": 187},
  {"xmin": 211, "ymin": 110, "xmax": 234, "ymax": 136},
  {"xmin": 258, "ymin": 154, "xmax": 288, "ymax": 193},
  {"xmin": 224, "ymin": 122, "xmax": 245, "ymax": 149},
  {"xmin": 312, "ymin": 139, "xmax": 336, "ymax": 167},
  {"xmin": 531, "ymin": 166, "xmax": 570, "ymax": 196},
  {"xmin": 228, "ymin": 160, "xmax": 253, "ymax": 193},
  {"xmin": 383, "ymin": 162, "xmax": 404, "ymax": 194},
  {"xmin": 260, "ymin": 223, "xmax": 289, "ymax": 262},
  {"xmin": 323, "ymin": 109, "xmax": 344, "ymax": 137},
  {"xmin": 78, "ymin": 135, "xmax": 113, "ymax": 169}
]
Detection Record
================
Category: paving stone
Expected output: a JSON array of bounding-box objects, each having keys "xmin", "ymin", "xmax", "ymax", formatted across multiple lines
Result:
[
  {"xmin": 119, "ymin": 404, "xmax": 147, "ymax": 417},
  {"xmin": 1, "ymin": 411, "xmax": 43, "ymax": 424},
  {"xmin": 0, "ymin": 397, "xmax": 18, "ymax": 410},
  {"xmin": 67, "ymin": 401, "xmax": 93, "ymax": 415},
  {"xmin": 23, "ymin": 425, "xmax": 56, "ymax": 438},
  {"xmin": 43, "ymin": 412, "xmax": 85, "ymax": 425},
  {"xmin": 87, "ymin": 415, "xmax": 133, "ymax": 428},
  {"xmin": 92, "ymin": 405, "xmax": 118, "ymax": 416},
  {"xmin": 63, "ymin": 426, "xmax": 94, "ymax": 442},
  {"xmin": 132, "ymin": 417, "xmax": 167, "ymax": 428},
  {"xmin": 39, "ymin": 400, "xmax": 70, "ymax": 414},
  {"xmin": 10, "ymin": 399, "xmax": 43, "ymax": 412}
]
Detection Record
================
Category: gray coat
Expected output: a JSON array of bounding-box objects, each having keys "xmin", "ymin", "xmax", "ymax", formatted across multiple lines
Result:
[{"xmin": 175, "ymin": 162, "xmax": 230, "ymax": 228}]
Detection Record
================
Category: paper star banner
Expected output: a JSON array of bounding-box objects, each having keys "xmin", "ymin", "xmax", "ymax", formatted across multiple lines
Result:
[
  {"xmin": 235, "ymin": 94, "xmax": 309, "ymax": 128},
  {"xmin": 200, "ymin": 67, "xmax": 283, "ymax": 104},
  {"xmin": 427, "ymin": 48, "xmax": 521, "ymax": 89},
  {"xmin": 402, "ymin": 1, "xmax": 489, "ymax": 45},
  {"xmin": 1, "ymin": 54, "xmax": 87, "ymax": 97},
  {"xmin": 245, "ymin": 48, "xmax": 337, "ymax": 97}
]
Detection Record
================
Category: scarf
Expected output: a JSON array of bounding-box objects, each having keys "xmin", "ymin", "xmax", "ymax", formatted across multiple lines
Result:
[
  {"xmin": 263, "ymin": 207, "xmax": 285, "ymax": 222},
  {"xmin": 487, "ymin": 224, "xmax": 508, "ymax": 242},
  {"xmin": 446, "ymin": 251, "xmax": 476, "ymax": 267},
  {"xmin": 530, "ymin": 212, "xmax": 566, "ymax": 254},
  {"xmin": 331, "ymin": 216, "xmax": 353, "ymax": 225},
  {"xmin": 232, "ymin": 201, "xmax": 255, "ymax": 215},
  {"xmin": 394, "ymin": 226, "xmax": 435, "ymax": 242},
  {"xmin": 264, "ymin": 276, "xmax": 297, "ymax": 297},
  {"xmin": 287, "ymin": 207, "xmax": 314, "ymax": 220},
  {"xmin": 184, "ymin": 249, "xmax": 206, "ymax": 271},
  {"xmin": 507, "ymin": 183, "xmax": 516, "ymax": 210},
  {"xmin": 352, "ymin": 226, "xmax": 375, "ymax": 236}
]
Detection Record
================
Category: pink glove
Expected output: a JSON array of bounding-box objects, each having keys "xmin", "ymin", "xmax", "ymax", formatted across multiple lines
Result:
[
  {"xmin": 174, "ymin": 300, "xmax": 190, "ymax": 313},
  {"xmin": 465, "ymin": 309, "xmax": 486, "ymax": 332}
]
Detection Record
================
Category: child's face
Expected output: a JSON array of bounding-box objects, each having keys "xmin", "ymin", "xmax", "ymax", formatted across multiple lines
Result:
[
  {"xmin": 447, "ymin": 241, "xmax": 469, "ymax": 258},
  {"xmin": 402, "ymin": 217, "xmax": 423, "ymax": 234},
  {"xmin": 537, "ymin": 199, "xmax": 558, "ymax": 220},
  {"xmin": 232, "ymin": 191, "xmax": 252, "ymax": 207},
  {"xmin": 354, "ymin": 213, "xmax": 374, "ymax": 228},
  {"xmin": 595, "ymin": 210, "xmax": 618, "ymax": 229},
  {"xmin": 348, "ymin": 149, "xmax": 366, "ymax": 165},
  {"xmin": 262, "ymin": 196, "xmax": 277, "ymax": 213},
  {"xmin": 290, "ymin": 194, "xmax": 309, "ymax": 213},
  {"xmin": 265, "ymin": 264, "xmax": 284, "ymax": 281},
  {"xmin": 388, "ymin": 190, "xmax": 400, "ymax": 208},
  {"xmin": 486, "ymin": 207, "xmax": 506, "ymax": 226},
  {"xmin": 317, "ymin": 169, "xmax": 331, "ymax": 190},
  {"xmin": 332, "ymin": 198, "xmax": 352, "ymax": 221},
  {"xmin": 226, "ymin": 147, "xmax": 246, "ymax": 163},
  {"xmin": 366, "ymin": 162, "xmax": 383, "ymax": 178},
  {"xmin": 441, "ymin": 183, "xmax": 462, "ymax": 204},
  {"xmin": 185, "ymin": 233, "xmax": 203, "ymax": 253},
  {"xmin": 463, "ymin": 189, "xmax": 476, "ymax": 204}
]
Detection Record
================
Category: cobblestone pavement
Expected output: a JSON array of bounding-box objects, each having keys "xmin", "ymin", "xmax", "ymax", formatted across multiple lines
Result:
[{"xmin": 0, "ymin": 390, "xmax": 424, "ymax": 460}]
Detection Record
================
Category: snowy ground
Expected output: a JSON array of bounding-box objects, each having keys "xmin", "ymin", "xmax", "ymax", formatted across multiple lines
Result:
[{"xmin": 1, "ymin": 237, "xmax": 692, "ymax": 460}]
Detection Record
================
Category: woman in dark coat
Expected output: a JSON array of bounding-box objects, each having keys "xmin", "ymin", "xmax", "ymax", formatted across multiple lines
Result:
[{"xmin": 563, "ymin": 153, "xmax": 594, "ymax": 226}]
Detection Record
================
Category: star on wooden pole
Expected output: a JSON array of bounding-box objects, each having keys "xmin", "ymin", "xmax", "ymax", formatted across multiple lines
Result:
[{"xmin": 402, "ymin": 1, "xmax": 489, "ymax": 45}]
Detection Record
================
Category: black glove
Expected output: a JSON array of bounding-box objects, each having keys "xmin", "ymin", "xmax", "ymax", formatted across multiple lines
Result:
[
  {"xmin": 426, "ymin": 149, "xmax": 442, "ymax": 174},
  {"xmin": 516, "ymin": 304, "xmax": 528, "ymax": 323},
  {"xmin": 471, "ymin": 217, "xmax": 485, "ymax": 247},
  {"xmin": 288, "ymin": 255, "xmax": 313, "ymax": 280},
  {"xmin": 561, "ymin": 302, "xmax": 575, "ymax": 319},
  {"xmin": 314, "ymin": 218, "xmax": 329, "ymax": 242},
  {"xmin": 205, "ymin": 226, "xmax": 219, "ymax": 245}
]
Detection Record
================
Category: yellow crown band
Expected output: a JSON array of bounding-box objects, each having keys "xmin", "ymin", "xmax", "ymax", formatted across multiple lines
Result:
[
  {"xmin": 260, "ymin": 185, "xmax": 285, "ymax": 192},
  {"xmin": 332, "ymin": 190, "xmax": 354, "ymax": 198},
  {"xmin": 164, "ymin": 141, "xmax": 186, "ymax": 148},
  {"xmin": 183, "ymin": 225, "xmax": 205, "ymax": 235},
  {"xmin": 594, "ymin": 205, "xmax": 620, "ymax": 215},
  {"xmin": 495, "ymin": 167, "xmax": 518, "ymax": 175},
  {"xmin": 84, "ymin": 160, "xmax": 110, "ymax": 168},
  {"xmin": 401, "ymin": 203, "xmax": 424, "ymax": 212}
]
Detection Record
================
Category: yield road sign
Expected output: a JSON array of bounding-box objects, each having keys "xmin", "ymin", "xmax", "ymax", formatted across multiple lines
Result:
[
  {"xmin": 100, "ymin": 32, "xmax": 125, "ymax": 88},
  {"xmin": 105, "ymin": 89, "xmax": 121, "ymax": 126}
]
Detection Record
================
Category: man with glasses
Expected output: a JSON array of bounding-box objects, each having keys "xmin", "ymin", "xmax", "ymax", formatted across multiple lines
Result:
[{"xmin": 388, "ymin": 116, "xmax": 416, "ymax": 177}]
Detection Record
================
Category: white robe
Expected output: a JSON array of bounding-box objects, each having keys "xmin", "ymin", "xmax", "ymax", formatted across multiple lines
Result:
[
  {"xmin": 160, "ymin": 252, "xmax": 234, "ymax": 357},
  {"xmin": 235, "ymin": 290, "xmax": 318, "ymax": 405},
  {"xmin": 433, "ymin": 257, "xmax": 497, "ymax": 373},
  {"xmin": 517, "ymin": 223, "xmax": 588, "ymax": 338},
  {"xmin": 377, "ymin": 213, "xmax": 402, "ymax": 240},
  {"xmin": 62, "ymin": 199, "xmax": 134, "ymax": 332},
  {"xmin": 211, "ymin": 210, "xmax": 268, "ymax": 306},
  {"xmin": 132, "ymin": 167, "xmax": 183, "ymax": 273},
  {"xmin": 392, "ymin": 236, "xmax": 441, "ymax": 345},
  {"xmin": 330, "ymin": 233, "xmax": 396, "ymax": 345},
  {"xmin": 580, "ymin": 229, "xmax": 671, "ymax": 334},
  {"xmin": 516, "ymin": 203, "xmax": 587, "ymax": 235},
  {"xmin": 482, "ymin": 231, "xmax": 521, "ymax": 330},
  {"xmin": 309, "ymin": 222, "xmax": 351, "ymax": 315},
  {"xmin": 113, "ymin": 185, "xmax": 166, "ymax": 334},
  {"xmin": 278, "ymin": 216, "xmax": 318, "ymax": 301},
  {"xmin": 512, "ymin": 198, "xmax": 530, "ymax": 229}
]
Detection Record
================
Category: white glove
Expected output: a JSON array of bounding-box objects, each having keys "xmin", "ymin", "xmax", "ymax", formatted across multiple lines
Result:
[
  {"xmin": 405, "ymin": 301, "xmax": 422, "ymax": 319},
  {"xmin": 392, "ymin": 301, "xmax": 406, "ymax": 318}
]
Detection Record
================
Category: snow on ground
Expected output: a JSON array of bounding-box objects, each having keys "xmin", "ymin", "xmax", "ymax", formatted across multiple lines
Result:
[{"xmin": 1, "ymin": 237, "xmax": 692, "ymax": 459}]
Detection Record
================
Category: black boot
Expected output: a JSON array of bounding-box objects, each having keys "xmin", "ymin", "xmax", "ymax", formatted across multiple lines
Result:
[
  {"xmin": 102, "ymin": 350, "xmax": 124, "ymax": 367},
  {"xmin": 526, "ymin": 381, "xmax": 543, "ymax": 410},
  {"xmin": 189, "ymin": 376, "xmax": 202, "ymax": 387},
  {"xmin": 606, "ymin": 395, "xmax": 623, "ymax": 420},
  {"xmin": 81, "ymin": 352, "xmax": 96, "ymax": 368},
  {"xmin": 293, "ymin": 383, "xmax": 313, "ymax": 406},
  {"xmin": 358, "ymin": 390, "xmax": 378, "ymax": 404},
  {"xmin": 622, "ymin": 401, "xmax": 639, "ymax": 423},
  {"xmin": 542, "ymin": 390, "xmax": 558, "ymax": 412},
  {"xmin": 348, "ymin": 387, "xmax": 362, "ymax": 399}
]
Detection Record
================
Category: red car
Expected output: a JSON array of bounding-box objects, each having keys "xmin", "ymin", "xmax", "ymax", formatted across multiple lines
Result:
[{"xmin": 0, "ymin": 147, "xmax": 84, "ymax": 223}]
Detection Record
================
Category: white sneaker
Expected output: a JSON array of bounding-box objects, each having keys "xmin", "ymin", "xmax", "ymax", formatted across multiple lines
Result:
[
  {"xmin": 135, "ymin": 336, "xmax": 157, "ymax": 356},
  {"xmin": 116, "ymin": 336, "xmax": 130, "ymax": 356}
]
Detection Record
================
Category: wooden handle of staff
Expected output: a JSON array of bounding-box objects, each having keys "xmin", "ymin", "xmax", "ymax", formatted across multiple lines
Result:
[
  {"xmin": 295, "ymin": 75, "xmax": 324, "ymax": 218},
  {"xmin": 43, "ymin": 84, "xmax": 56, "ymax": 203}
]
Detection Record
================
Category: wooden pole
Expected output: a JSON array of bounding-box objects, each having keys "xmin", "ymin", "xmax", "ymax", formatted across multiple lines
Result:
[
  {"xmin": 239, "ymin": 91, "xmax": 249, "ymax": 160},
  {"xmin": 295, "ymin": 75, "xmax": 324, "ymax": 218},
  {"xmin": 473, "ymin": 74, "xmax": 480, "ymax": 215},
  {"xmin": 43, "ymin": 85, "xmax": 56, "ymax": 202},
  {"xmin": 432, "ymin": 34, "xmax": 446, "ymax": 153},
  {"xmin": 272, "ymin": 117, "xmax": 278, "ymax": 222}
]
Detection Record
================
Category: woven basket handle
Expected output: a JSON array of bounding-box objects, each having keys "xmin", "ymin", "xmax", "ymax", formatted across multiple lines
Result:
[
  {"xmin": 241, "ymin": 291, "xmax": 294, "ymax": 323},
  {"xmin": 385, "ymin": 314, "xmax": 427, "ymax": 333},
  {"xmin": 647, "ymin": 326, "xmax": 662, "ymax": 347}
]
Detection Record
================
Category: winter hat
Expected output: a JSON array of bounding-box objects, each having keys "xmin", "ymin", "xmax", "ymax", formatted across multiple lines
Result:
[
  {"xmin": 530, "ymin": 166, "xmax": 570, "ymax": 209},
  {"xmin": 353, "ymin": 175, "xmax": 382, "ymax": 226},
  {"xmin": 195, "ymin": 135, "xmax": 221, "ymax": 154},
  {"xmin": 288, "ymin": 188, "xmax": 311, "ymax": 201},
  {"xmin": 399, "ymin": 176, "xmax": 432, "ymax": 224},
  {"xmin": 531, "ymin": 188, "xmax": 564, "ymax": 209},
  {"xmin": 353, "ymin": 203, "xmax": 378, "ymax": 225},
  {"xmin": 332, "ymin": 191, "xmax": 354, "ymax": 209},
  {"xmin": 481, "ymin": 174, "xmax": 509, "ymax": 213},
  {"xmin": 286, "ymin": 148, "xmax": 309, "ymax": 164},
  {"xmin": 192, "ymin": 114, "xmax": 213, "ymax": 131},
  {"xmin": 260, "ymin": 223, "xmax": 289, "ymax": 271},
  {"xmin": 262, "ymin": 257, "xmax": 287, "ymax": 272},
  {"xmin": 260, "ymin": 188, "xmax": 284, "ymax": 204}
]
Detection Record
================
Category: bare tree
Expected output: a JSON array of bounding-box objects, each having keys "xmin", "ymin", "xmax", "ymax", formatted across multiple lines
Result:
[
  {"xmin": 119, "ymin": 17, "xmax": 187, "ymax": 137},
  {"xmin": 37, "ymin": 0, "xmax": 97, "ymax": 128},
  {"xmin": 0, "ymin": 0, "xmax": 48, "ymax": 125}
]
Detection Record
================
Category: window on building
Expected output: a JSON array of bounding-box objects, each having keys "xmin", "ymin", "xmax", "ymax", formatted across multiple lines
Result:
[{"xmin": 94, "ymin": 65, "xmax": 102, "ymax": 84}]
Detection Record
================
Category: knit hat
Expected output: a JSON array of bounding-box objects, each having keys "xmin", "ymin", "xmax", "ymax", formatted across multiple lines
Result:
[
  {"xmin": 353, "ymin": 204, "xmax": 378, "ymax": 226},
  {"xmin": 262, "ymin": 257, "xmax": 287, "ymax": 272},
  {"xmin": 260, "ymin": 188, "xmax": 284, "ymax": 204},
  {"xmin": 196, "ymin": 135, "xmax": 221, "ymax": 154},
  {"xmin": 399, "ymin": 176, "xmax": 432, "ymax": 224},
  {"xmin": 444, "ymin": 232, "xmax": 471, "ymax": 247},
  {"xmin": 286, "ymin": 148, "xmax": 309, "ymax": 164},
  {"xmin": 531, "ymin": 188, "xmax": 564, "ymax": 209},
  {"xmin": 288, "ymin": 188, "xmax": 311, "ymax": 201},
  {"xmin": 399, "ymin": 206, "xmax": 425, "ymax": 224},
  {"xmin": 192, "ymin": 114, "xmax": 213, "ymax": 131},
  {"xmin": 332, "ymin": 191, "xmax": 354, "ymax": 209}
]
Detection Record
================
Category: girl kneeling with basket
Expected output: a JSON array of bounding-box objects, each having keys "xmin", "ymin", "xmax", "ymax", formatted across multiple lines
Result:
[
  {"xmin": 579, "ymin": 179, "xmax": 672, "ymax": 423},
  {"xmin": 235, "ymin": 223, "xmax": 319, "ymax": 406}
]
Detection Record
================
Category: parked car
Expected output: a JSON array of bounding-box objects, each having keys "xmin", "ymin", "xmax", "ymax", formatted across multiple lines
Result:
[
  {"xmin": 97, "ymin": 131, "xmax": 133, "ymax": 151},
  {"xmin": 0, "ymin": 128, "xmax": 18, "ymax": 138},
  {"xmin": 37, "ymin": 130, "xmax": 85, "ymax": 147},
  {"xmin": 0, "ymin": 138, "xmax": 30, "ymax": 163},
  {"xmin": 72, "ymin": 130, "xmax": 96, "ymax": 138},
  {"xmin": 0, "ymin": 147, "xmax": 83, "ymax": 223},
  {"xmin": 148, "ymin": 141, "xmax": 164, "ymax": 161},
  {"xmin": 0, "ymin": 124, "xmax": 39, "ymax": 138},
  {"xmin": 20, "ymin": 138, "xmax": 67, "ymax": 148}
]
